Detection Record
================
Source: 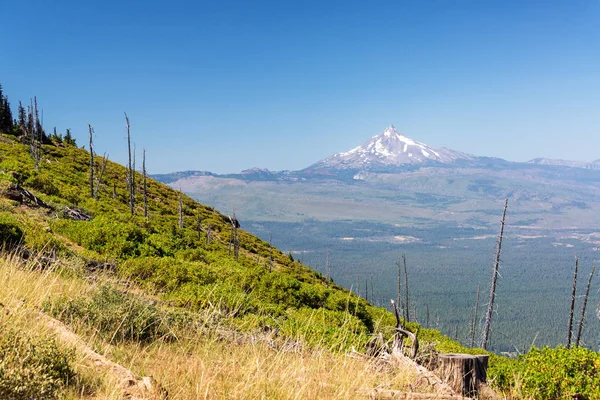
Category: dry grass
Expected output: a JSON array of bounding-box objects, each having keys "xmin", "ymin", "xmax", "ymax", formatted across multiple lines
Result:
[
  {"xmin": 110, "ymin": 338, "xmax": 427, "ymax": 400},
  {"xmin": 0, "ymin": 252, "xmax": 432, "ymax": 399}
]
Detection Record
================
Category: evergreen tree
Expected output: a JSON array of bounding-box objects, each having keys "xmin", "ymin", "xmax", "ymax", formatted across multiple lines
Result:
[
  {"xmin": 17, "ymin": 101, "xmax": 25, "ymax": 129},
  {"xmin": 0, "ymin": 84, "xmax": 14, "ymax": 134},
  {"xmin": 64, "ymin": 128, "xmax": 76, "ymax": 146}
]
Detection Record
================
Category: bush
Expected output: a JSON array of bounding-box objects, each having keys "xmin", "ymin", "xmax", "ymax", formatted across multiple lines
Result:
[
  {"xmin": 0, "ymin": 213, "xmax": 24, "ymax": 249},
  {"xmin": 0, "ymin": 325, "xmax": 74, "ymax": 399},
  {"xmin": 512, "ymin": 346, "xmax": 600, "ymax": 399},
  {"xmin": 26, "ymin": 173, "xmax": 59, "ymax": 196},
  {"xmin": 47, "ymin": 284, "xmax": 174, "ymax": 344}
]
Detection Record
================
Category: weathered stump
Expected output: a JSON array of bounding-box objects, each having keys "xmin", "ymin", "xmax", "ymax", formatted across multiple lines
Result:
[{"xmin": 437, "ymin": 353, "xmax": 489, "ymax": 396}]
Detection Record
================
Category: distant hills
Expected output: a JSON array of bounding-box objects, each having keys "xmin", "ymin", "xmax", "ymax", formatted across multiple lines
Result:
[{"xmin": 153, "ymin": 126, "xmax": 600, "ymax": 231}]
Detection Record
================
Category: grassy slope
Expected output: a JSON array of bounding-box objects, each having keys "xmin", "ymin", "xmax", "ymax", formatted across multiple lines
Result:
[{"xmin": 0, "ymin": 134, "xmax": 502, "ymax": 398}]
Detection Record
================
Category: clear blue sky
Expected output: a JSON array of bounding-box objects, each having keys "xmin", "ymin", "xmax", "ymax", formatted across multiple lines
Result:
[{"xmin": 2, "ymin": 1, "xmax": 599, "ymax": 173}]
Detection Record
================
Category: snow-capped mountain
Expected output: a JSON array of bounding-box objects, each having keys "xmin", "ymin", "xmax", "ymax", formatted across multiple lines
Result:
[{"xmin": 307, "ymin": 125, "xmax": 474, "ymax": 170}]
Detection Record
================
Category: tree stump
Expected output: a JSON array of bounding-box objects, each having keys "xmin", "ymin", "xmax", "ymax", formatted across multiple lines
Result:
[{"xmin": 437, "ymin": 353, "xmax": 489, "ymax": 396}]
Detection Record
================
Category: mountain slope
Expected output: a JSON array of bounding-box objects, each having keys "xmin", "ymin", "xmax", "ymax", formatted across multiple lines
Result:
[{"xmin": 306, "ymin": 125, "xmax": 475, "ymax": 171}]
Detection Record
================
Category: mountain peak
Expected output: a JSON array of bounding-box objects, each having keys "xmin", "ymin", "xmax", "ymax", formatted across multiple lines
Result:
[
  {"xmin": 307, "ymin": 126, "xmax": 474, "ymax": 171},
  {"xmin": 382, "ymin": 125, "xmax": 400, "ymax": 137}
]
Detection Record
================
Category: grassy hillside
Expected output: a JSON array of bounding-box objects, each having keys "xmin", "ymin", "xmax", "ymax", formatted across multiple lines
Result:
[
  {"xmin": 1, "ymin": 132, "xmax": 599, "ymax": 399},
  {"xmin": 0, "ymin": 133, "xmax": 468, "ymax": 397}
]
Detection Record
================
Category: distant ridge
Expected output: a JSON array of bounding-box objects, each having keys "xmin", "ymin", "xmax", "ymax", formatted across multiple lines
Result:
[{"xmin": 527, "ymin": 158, "xmax": 600, "ymax": 170}]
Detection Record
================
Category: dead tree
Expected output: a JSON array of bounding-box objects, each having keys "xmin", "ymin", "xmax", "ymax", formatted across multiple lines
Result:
[
  {"xmin": 567, "ymin": 256, "xmax": 579, "ymax": 348},
  {"xmin": 132, "ymin": 143, "xmax": 136, "ymax": 197},
  {"xmin": 269, "ymin": 232, "xmax": 273, "ymax": 272},
  {"xmin": 206, "ymin": 224, "xmax": 212, "ymax": 244},
  {"xmin": 470, "ymin": 284, "xmax": 480, "ymax": 348},
  {"xmin": 397, "ymin": 257, "xmax": 402, "ymax": 318},
  {"xmin": 142, "ymin": 149, "xmax": 148, "ymax": 219},
  {"xmin": 124, "ymin": 113, "xmax": 134, "ymax": 215},
  {"xmin": 88, "ymin": 124, "xmax": 95, "ymax": 198},
  {"xmin": 426, "ymin": 304, "xmax": 430, "ymax": 329},
  {"xmin": 403, "ymin": 253, "xmax": 410, "ymax": 323},
  {"xmin": 481, "ymin": 198, "xmax": 508, "ymax": 350},
  {"xmin": 325, "ymin": 249, "xmax": 331, "ymax": 284},
  {"xmin": 390, "ymin": 299, "xmax": 419, "ymax": 359},
  {"xmin": 95, "ymin": 153, "xmax": 108, "ymax": 201},
  {"xmin": 196, "ymin": 209, "xmax": 202, "ymax": 240},
  {"xmin": 229, "ymin": 213, "xmax": 240, "ymax": 261},
  {"xmin": 575, "ymin": 265, "xmax": 596, "ymax": 347},
  {"xmin": 178, "ymin": 190, "xmax": 183, "ymax": 229}
]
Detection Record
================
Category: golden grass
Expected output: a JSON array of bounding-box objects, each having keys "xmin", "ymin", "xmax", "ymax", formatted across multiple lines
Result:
[{"xmin": 0, "ymin": 253, "xmax": 431, "ymax": 399}]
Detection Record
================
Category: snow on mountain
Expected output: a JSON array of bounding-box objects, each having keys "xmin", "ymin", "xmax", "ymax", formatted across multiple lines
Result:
[{"xmin": 307, "ymin": 125, "xmax": 474, "ymax": 170}]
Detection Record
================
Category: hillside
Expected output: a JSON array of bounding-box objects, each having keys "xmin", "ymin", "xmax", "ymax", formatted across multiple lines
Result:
[
  {"xmin": 155, "ymin": 126, "xmax": 600, "ymax": 352},
  {"xmin": 0, "ymin": 130, "xmax": 498, "ymax": 398},
  {"xmin": 1, "ymin": 117, "xmax": 599, "ymax": 398}
]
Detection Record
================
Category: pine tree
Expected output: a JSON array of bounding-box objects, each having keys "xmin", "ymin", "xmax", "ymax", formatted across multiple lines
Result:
[
  {"xmin": 17, "ymin": 101, "xmax": 25, "ymax": 129},
  {"xmin": 0, "ymin": 84, "xmax": 14, "ymax": 134},
  {"xmin": 64, "ymin": 128, "xmax": 76, "ymax": 146}
]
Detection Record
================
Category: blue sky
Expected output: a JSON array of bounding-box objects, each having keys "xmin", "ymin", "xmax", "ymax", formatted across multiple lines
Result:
[{"xmin": 2, "ymin": 1, "xmax": 599, "ymax": 173}]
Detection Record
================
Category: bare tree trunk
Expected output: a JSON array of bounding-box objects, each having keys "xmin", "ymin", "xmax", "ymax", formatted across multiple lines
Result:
[
  {"xmin": 426, "ymin": 304, "xmax": 430, "ymax": 329},
  {"xmin": 124, "ymin": 113, "xmax": 134, "ymax": 216},
  {"xmin": 575, "ymin": 265, "xmax": 596, "ymax": 347},
  {"xmin": 196, "ymin": 209, "xmax": 202, "ymax": 240},
  {"xmin": 206, "ymin": 224, "xmax": 211, "ymax": 244},
  {"xmin": 567, "ymin": 256, "xmax": 579, "ymax": 348},
  {"xmin": 132, "ymin": 143, "xmax": 136, "ymax": 197},
  {"xmin": 142, "ymin": 149, "xmax": 147, "ymax": 219},
  {"xmin": 95, "ymin": 152, "xmax": 108, "ymax": 201},
  {"xmin": 269, "ymin": 232, "xmax": 273, "ymax": 272},
  {"xmin": 481, "ymin": 198, "xmax": 508, "ymax": 350},
  {"xmin": 397, "ymin": 257, "xmax": 402, "ymax": 318},
  {"xmin": 88, "ymin": 124, "xmax": 95, "ymax": 198},
  {"xmin": 178, "ymin": 190, "xmax": 183, "ymax": 229},
  {"xmin": 234, "ymin": 226, "xmax": 239, "ymax": 261},
  {"xmin": 403, "ymin": 253, "xmax": 409, "ymax": 323},
  {"xmin": 326, "ymin": 249, "xmax": 331, "ymax": 284},
  {"xmin": 370, "ymin": 276, "xmax": 374, "ymax": 304},
  {"xmin": 470, "ymin": 284, "xmax": 480, "ymax": 348}
]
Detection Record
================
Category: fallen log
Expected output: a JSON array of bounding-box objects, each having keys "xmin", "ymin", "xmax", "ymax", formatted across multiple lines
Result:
[
  {"xmin": 6, "ymin": 184, "xmax": 54, "ymax": 210},
  {"xmin": 62, "ymin": 206, "xmax": 91, "ymax": 221}
]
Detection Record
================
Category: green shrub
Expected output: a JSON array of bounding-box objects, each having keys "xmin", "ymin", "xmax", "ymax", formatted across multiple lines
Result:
[
  {"xmin": 508, "ymin": 346, "xmax": 600, "ymax": 399},
  {"xmin": 0, "ymin": 325, "xmax": 74, "ymax": 399},
  {"xmin": 0, "ymin": 212, "xmax": 24, "ymax": 249},
  {"xmin": 47, "ymin": 284, "xmax": 174, "ymax": 344},
  {"xmin": 26, "ymin": 172, "xmax": 59, "ymax": 196}
]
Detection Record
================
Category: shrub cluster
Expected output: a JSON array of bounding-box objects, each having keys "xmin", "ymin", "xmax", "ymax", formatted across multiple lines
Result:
[
  {"xmin": 0, "ymin": 325, "xmax": 74, "ymax": 399},
  {"xmin": 0, "ymin": 212, "xmax": 24, "ymax": 249},
  {"xmin": 491, "ymin": 346, "xmax": 600, "ymax": 399},
  {"xmin": 47, "ymin": 284, "xmax": 186, "ymax": 344}
]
